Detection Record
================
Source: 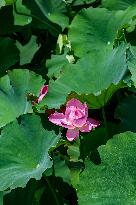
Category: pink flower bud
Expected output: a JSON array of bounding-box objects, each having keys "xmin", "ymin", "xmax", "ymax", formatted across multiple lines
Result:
[{"xmin": 38, "ymin": 85, "xmax": 48, "ymax": 103}]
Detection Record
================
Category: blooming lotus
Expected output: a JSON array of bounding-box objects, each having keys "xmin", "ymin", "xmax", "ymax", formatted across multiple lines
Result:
[{"xmin": 49, "ymin": 98, "xmax": 100, "ymax": 141}]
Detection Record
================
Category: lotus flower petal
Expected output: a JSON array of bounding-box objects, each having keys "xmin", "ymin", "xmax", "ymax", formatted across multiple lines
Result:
[
  {"xmin": 65, "ymin": 98, "xmax": 88, "ymax": 127},
  {"xmin": 49, "ymin": 112, "xmax": 74, "ymax": 129},
  {"xmin": 80, "ymin": 118, "xmax": 100, "ymax": 132},
  {"xmin": 38, "ymin": 85, "xmax": 48, "ymax": 103},
  {"xmin": 66, "ymin": 128, "xmax": 79, "ymax": 141}
]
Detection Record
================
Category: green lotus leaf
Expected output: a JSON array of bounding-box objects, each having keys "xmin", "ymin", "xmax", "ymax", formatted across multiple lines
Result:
[
  {"xmin": 102, "ymin": 0, "xmax": 136, "ymax": 10},
  {"xmin": 24, "ymin": 0, "xmax": 68, "ymax": 35},
  {"xmin": 13, "ymin": 0, "xmax": 32, "ymax": 26},
  {"xmin": 0, "ymin": 69, "xmax": 45, "ymax": 128},
  {"xmin": 45, "ymin": 156, "xmax": 71, "ymax": 184},
  {"xmin": 44, "ymin": 44, "xmax": 127, "ymax": 108},
  {"xmin": 34, "ymin": 0, "xmax": 69, "ymax": 30},
  {"xmin": 0, "ymin": 114, "xmax": 60, "ymax": 191},
  {"xmin": 67, "ymin": 139, "xmax": 80, "ymax": 162},
  {"xmin": 78, "ymin": 132, "xmax": 136, "ymax": 205},
  {"xmin": 47, "ymin": 53, "xmax": 69, "ymax": 78},
  {"xmin": 69, "ymin": 82, "xmax": 126, "ymax": 109},
  {"xmin": 72, "ymin": 0, "xmax": 95, "ymax": 6},
  {"xmin": 16, "ymin": 36, "xmax": 40, "ymax": 65},
  {"xmin": 128, "ymin": 46, "xmax": 136, "ymax": 87},
  {"xmin": 68, "ymin": 6, "xmax": 136, "ymax": 57},
  {"xmin": 0, "ymin": 0, "xmax": 5, "ymax": 8}
]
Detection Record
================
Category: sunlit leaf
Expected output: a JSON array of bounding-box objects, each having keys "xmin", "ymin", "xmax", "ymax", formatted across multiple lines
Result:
[
  {"xmin": 44, "ymin": 44, "xmax": 127, "ymax": 108},
  {"xmin": 68, "ymin": 6, "xmax": 136, "ymax": 57}
]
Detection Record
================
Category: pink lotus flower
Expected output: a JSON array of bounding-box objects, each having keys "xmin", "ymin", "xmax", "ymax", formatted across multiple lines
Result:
[
  {"xmin": 49, "ymin": 98, "xmax": 100, "ymax": 141},
  {"xmin": 38, "ymin": 85, "xmax": 48, "ymax": 103}
]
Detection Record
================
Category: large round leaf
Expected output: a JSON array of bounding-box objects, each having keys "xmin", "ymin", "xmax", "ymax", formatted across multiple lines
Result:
[
  {"xmin": 77, "ymin": 132, "xmax": 136, "ymax": 205},
  {"xmin": 68, "ymin": 6, "xmax": 136, "ymax": 57},
  {"xmin": 34, "ymin": 0, "xmax": 69, "ymax": 30},
  {"xmin": 24, "ymin": 0, "xmax": 68, "ymax": 35},
  {"xmin": 102, "ymin": 0, "xmax": 136, "ymax": 10},
  {"xmin": 0, "ymin": 114, "xmax": 61, "ymax": 191},
  {"xmin": 0, "ymin": 69, "xmax": 45, "ymax": 128},
  {"xmin": 44, "ymin": 44, "xmax": 127, "ymax": 108}
]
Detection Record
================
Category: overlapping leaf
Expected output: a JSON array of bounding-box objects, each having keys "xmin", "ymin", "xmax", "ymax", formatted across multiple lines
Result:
[
  {"xmin": 102, "ymin": 0, "xmax": 136, "ymax": 10},
  {"xmin": 72, "ymin": 0, "xmax": 95, "ymax": 6},
  {"xmin": 68, "ymin": 5, "xmax": 136, "ymax": 57},
  {"xmin": 24, "ymin": 0, "xmax": 68, "ymax": 35},
  {"xmin": 44, "ymin": 44, "xmax": 127, "ymax": 108},
  {"xmin": 34, "ymin": 0, "xmax": 69, "ymax": 30},
  {"xmin": 13, "ymin": 0, "xmax": 32, "ymax": 26},
  {"xmin": 0, "ymin": 114, "xmax": 61, "ymax": 191},
  {"xmin": 47, "ymin": 53, "xmax": 69, "ymax": 78},
  {"xmin": 69, "ymin": 82, "xmax": 126, "ymax": 109},
  {"xmin": 0, "ymin": 69, "xmax": 44, "ymax": 128},
  {"xmin": 78, "ymin": 132, "xmax": 136, "ymax": 204},
  {"xmin": 45, "ymin": 156, "xmax": 71, "ymax": 184}
]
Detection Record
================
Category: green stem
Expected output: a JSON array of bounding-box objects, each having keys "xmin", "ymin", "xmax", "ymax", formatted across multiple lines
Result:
[
  {"xmin": 45, "ymin": 177, "xmax": 60, "ymax": 205},
  {"xmin": 102, "ymin": 107, "xmax": 109, "ymax": 138}
]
